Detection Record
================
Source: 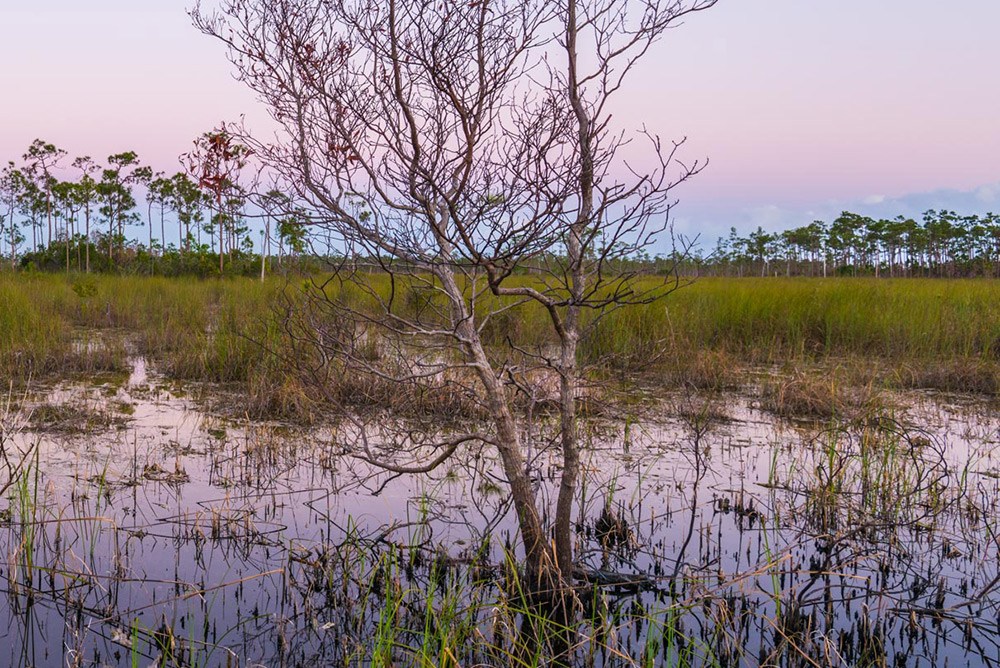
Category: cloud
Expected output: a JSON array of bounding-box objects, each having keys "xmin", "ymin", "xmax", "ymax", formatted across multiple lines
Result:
[
  {"xmin": 975, "ymin": 184, "xmax": 1000, "ymax": 205},
  {"xmin": 679, "ymin": 181, "xmax": 1000, "ymax": 239},
  {"xmin": 863, "ymin": 183, "xmax": 1000, "ymax": 219},
  {"xmin": 746, "ymin": 205, "xmax": 791, "ymax": 229}
]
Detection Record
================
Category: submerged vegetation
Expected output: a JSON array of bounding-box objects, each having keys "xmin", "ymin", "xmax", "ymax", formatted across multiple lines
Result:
[{"xmin": 1, "ymin": 335, "xmax": 999, "ymax": 666}]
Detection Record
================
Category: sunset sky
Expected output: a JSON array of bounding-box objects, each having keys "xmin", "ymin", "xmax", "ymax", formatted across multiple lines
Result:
[{"xmin": 1, "ymin": 0, "xmax": 998, "ymax": 248}]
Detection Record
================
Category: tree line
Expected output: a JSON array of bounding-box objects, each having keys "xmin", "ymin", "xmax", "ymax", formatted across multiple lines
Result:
[
  {"xmin": 5, "ymin": 137, "xmax": 994, "ymax": 282},
  {"xmin": 700, "ymin": 210, "xmax": 1000, "ymax": 278},
  {"xmin": 0, "ymin": 138, "xmax": 310, "ymax": 276}
]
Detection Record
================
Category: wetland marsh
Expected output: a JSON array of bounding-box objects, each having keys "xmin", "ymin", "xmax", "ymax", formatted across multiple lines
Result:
[
  {"xmin": 4, "ymin": 0, "xmax": 995, "ymax": 665},
  {"xmin": 3, "ymin": 275, "xmax": 1000, "ymax": 667}
]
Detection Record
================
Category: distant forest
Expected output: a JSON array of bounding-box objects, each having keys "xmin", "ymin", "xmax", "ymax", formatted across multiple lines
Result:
[
  {"xmin": 2, "ymin": 141, "xmax": 997, "ymax": 278},
  {"xmin": 0, "ymin": 138, "xmax": 309, "ymax": 277},
  {"xmin": 695, "ymin": 210, "xmax": 1000, "ymax": 278}
]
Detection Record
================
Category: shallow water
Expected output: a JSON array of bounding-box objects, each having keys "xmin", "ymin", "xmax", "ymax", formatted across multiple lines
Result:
[{"xmin": 2, "ymin": 357, "xmax": 1000, "ymax": 667}]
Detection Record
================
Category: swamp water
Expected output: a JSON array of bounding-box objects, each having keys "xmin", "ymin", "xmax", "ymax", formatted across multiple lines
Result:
[{"xmin": 1, "ymin": 356, "xmax": 1000, "ymax": 667}]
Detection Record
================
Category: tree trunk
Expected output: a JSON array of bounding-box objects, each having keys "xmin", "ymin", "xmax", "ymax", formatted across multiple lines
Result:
[
  {"xmin": 160, "ymin": 204, "xmax": 166, "ymax": 258},
  {"xmin": 554, "ymin": 333, "xmax": 579, "ymax": 576},
  {"xmin": 9, "ymin": 203, "xmax": 15, "ymax": 269},
  {"xmin": 46, "ymin": 185, "xmax": 52, "ymax": 248},
  {"xmin": 554, "ymin": 0, "xmax": 589, "ymax": 586},
  {"xmin": 108, "ymin": 195, "xmax": 114, "ymax": 266},
  {"xmin": 148, "ymin": 201, "xmax": 154, "ymax": 275},
  {"xmin": 261, "ymin": 216, "xmax": 269, "ymax": 281},
  {"xmin": 438, "ymin": 265, "xmax": 555, "ymax": 592},
  {"xmin": 85, "ymin": 202, "xmax": 90, "ymax": 274},
  {"xmin": 218, "ymin": 196, "xmax": 224, "ymax": 273}
]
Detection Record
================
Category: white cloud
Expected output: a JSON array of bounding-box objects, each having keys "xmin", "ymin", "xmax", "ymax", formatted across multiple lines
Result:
[
  {"xmin": 871, "ymin": 183, "xmax": 1000, "ymax": 218},
  {"xmin": 746, "ymin": 204, "xmax": 793, "ymax": 229},
  {"xmin": 975, "ymin": 184, "xmax": 1000, "ymax": 204}
]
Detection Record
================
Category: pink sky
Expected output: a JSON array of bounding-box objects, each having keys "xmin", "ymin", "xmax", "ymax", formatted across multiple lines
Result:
[{"xmin": 2, "ymin": 0, "xmax": 998, "ymax": 243}]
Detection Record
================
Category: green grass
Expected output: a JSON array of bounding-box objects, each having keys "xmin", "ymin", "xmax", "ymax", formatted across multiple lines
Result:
[
  {"xmin": 580, "ymin": 277, "xmax": 1000, "ymax": 393},
  {"xmin": 4, "ymin": 274, "xmax": 1000, "ymax": 405},
  {"xmin": 0, "ymin": 273, "xmax": 296, "ymax": 402},
  {"xmin": 585, "ymin": 277, "xmax": 1000, "ymax": 363}
]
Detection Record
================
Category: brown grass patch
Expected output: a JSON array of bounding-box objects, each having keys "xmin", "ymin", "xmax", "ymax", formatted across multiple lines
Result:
[
  {"xmin": 27, "ymin": 402, "xmax": 130, "ymax": 434},
  {"xmin": 657, "ymin": 350, "xmax": 738, "ymax": 391},
  {"xmin": 758, "ymin": 373, "xmax": 883, "ymax": 420},
  {"xmin": 892, "ymin": 359, "xmax": 999, "ymax": 394}
]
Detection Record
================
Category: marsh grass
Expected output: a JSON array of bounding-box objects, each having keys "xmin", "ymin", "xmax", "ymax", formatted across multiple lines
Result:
[
  {"xmin": 26, "ymin": 401, "xmax": 130, "ymax": 434},
  {"xmin": 890, "ymin": 358, "xmax": 1000, "ymax": 394},
  {"xmin": 4, "ymin": 275, "xmax": 1000, "ymax": 423},
  {"xmin": 758, "ymin": 372, "xmax": 886, "ymax": 420},
  {"xmin": 476, "ymin": 276, "xmax": 1000, "ymax": 399},
  {"xmin": 645, "ymin": 278, "xmax": 1000, "ymax": 361}
]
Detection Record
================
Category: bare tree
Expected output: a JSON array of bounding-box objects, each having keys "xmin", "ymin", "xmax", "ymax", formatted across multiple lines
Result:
[{"xmin": 193, "ymin": 0, "xmax": 715, "ymax": 608}]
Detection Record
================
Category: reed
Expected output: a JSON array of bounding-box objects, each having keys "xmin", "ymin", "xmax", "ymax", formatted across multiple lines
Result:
[
  {"xmin": 5, "ymin": 274, "xmax": 1000, "ymax": 406},
  {"xmin": 581, "ymin": 277, "xmax": 1000, "ymax": 364}
]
